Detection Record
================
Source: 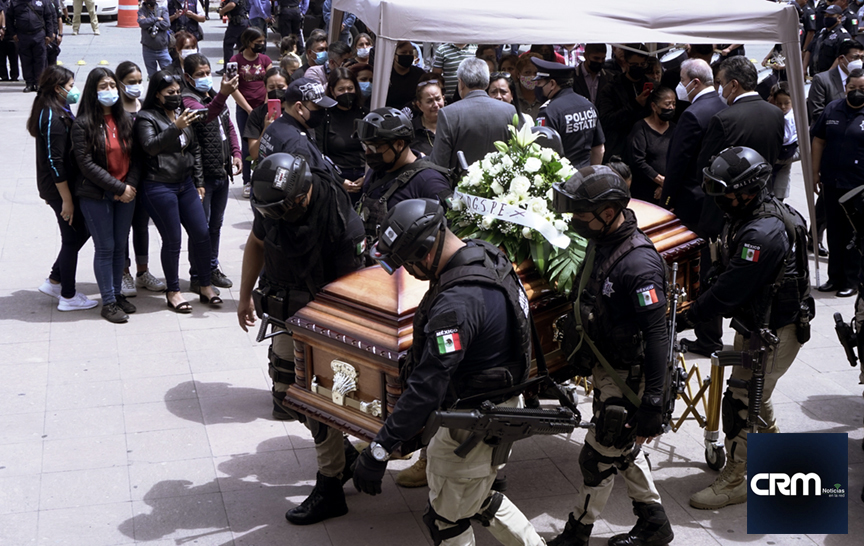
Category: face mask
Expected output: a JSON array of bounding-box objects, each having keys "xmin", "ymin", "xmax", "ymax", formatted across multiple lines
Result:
[
  {"xmin": 658, "ymin": 107, "xmax": 676, "ymax": 121},
  {"xmin": 519, "ymin": 76, "xmax": 537, "ymax": 90},
  {"xmin": 194, "ymin": 75, "xmax": 213, "ymax": 93},
  {"xmin": 282, "ymin": 201, "xmax": 309, "ymax": 223},
  {"xmin": 848, "ymin": 59, "xmax": 864, "ymax": 72},
  {"xmin": 535, "ymin": 81, "xmax": 549, "ymax": 102},
  {"xmin": 628, "ymin": 65, "xmax": 646, "ymax": 80},
  {"xmin": 121, "ymin": 83, "xmax": 142, "ymax": 99},
  {"xmin": 335, "ymin": 92, "xmax": 356, "ymax": 108},
  {"xmin": 404, "ymin": 262, "xmax": 434, "ymax": 281},
  {"xmin": 163, "ymin": 94, "xmax": 183, "ymax": 110},
  {"xmin": 848, "ymin": 89, "xmax": 864, "ymax": 108},
  {"xmin": 824, "ymin": 16, "xmax": 838, "ymax": 27},
  {"xmin": 587, "ymin": 60, "xmax": 604, "ymax": 73},
  {"xmin": 315, "ymin": 51, "xmax": 329, "ymax": 66},
  {"xmin": 252, "ymin": 43, "xmax": 266, "ymax": 54},
  {"xmin": 302, "ymin": 105, "xmax": 326, "ymax": 128},
  {"xmin": 268, "ymin": 88, "xmax": 286, "ymax": 100},
  {"xmin": 396, "ymin": 54, "xmax": 414, "ymax": 68},
  {"xmin": 97, "ymin": 89, "xmax": 119, "ymax": 107},
  {"xmin": 365, "ymin": 152, "xmax": 395, "ymax": 172},
  {"xmin": 180, "ymin": 49, "xmax": 197, "ymax": 60},
  {"xmin": 359, "ymin": 81, "xmax": 372, "ymax": 97},
  {"xmin": 62, "ymin": 85, "xmax": 80, "ymax": 104},
  {"xmin": 714, "ymin": 194, "xmax": 740, "ymax": 216},
  {"xmin": 570, "ymin": 210, "xmax": 618, "ymax": 240},
  {"xmin": 675, "ymin": 81, "xmax": 690, "ymax": 102},
  {"xmin": 357, "ymin": 47, "xmax": 371, "ymax": 58}
]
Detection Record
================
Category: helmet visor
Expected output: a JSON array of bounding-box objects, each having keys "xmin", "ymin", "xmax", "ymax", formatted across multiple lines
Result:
[
  {"xmin": 353, "ymin": 118, "xmax": 380, "ymax": 141},
  {"xmin": 251, "ymin": 198, "xmax": 292, "ymax": 220},
  {"xmin": 370, "ymin": 241, "xmax": 400, "ymax": 275},
  {"xmin": 701, "ymin": 168, "xmax": 731, "ymax": 197},
  {"xmin": 552, "ymin": 183, "xmax": 592, "ymax": 213}
]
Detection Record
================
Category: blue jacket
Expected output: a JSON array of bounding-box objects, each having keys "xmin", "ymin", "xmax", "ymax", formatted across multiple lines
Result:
[{"xmin": 322, "ymin": 0, "xmax": 355, "ymax": 30}]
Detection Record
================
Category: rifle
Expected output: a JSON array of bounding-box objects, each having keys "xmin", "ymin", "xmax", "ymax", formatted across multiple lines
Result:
[
  {"xmin": 663, "ymin": 263, "xmax": 687, "ymax": 432},
  {"xmin": 723, "ymin": 319, "xmax": 777, "ymax": 433},
  {"xmin": 421, "ymin": 400, "xmax": 593, "ymax": 466}
]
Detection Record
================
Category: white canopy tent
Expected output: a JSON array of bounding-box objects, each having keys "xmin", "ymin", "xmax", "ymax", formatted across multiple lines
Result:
[{"xmin": 330, "ymin": 0, "xmax": 819, "ymax": 280}]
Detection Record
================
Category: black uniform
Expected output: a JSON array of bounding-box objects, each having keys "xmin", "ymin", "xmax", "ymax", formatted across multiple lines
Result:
[
  {"xmin": 810, "ymin": 23, "xmax": 852, "ymax": 73},
  {"xmin": 6, "ymin": 0, "xmax": 55, "ymax": 88},
  {"xmin": 596, "ymin": 72, "xmax": 652, "ymax": 161},
  {"xmin": 259, "ymin": 114, "xmax": 339, "ymax": 180},
  {"xmin": 798, "ymin": 1, "xmax": 818, "ymax": 48},
  {"xmin": 845, "ymin": 5, "xmax": 860, "ymax": 37},
  {"xmin": 221, "ymin": 0, "xmax": 249, "ymax": 74},
  {"xmin": 0, "ymin": 0, "xmax": 21, "ymax": 81},
  {"xmin": 815, "ymin": 0, "xmax": 828, "ymax": 31},
  {"xmin": 44, "ymin": 0, "xmax": 61, "ymax": 66},
  {"xmin": 537, "ymin": 87, "xmax": 605, "ymax": 169}
]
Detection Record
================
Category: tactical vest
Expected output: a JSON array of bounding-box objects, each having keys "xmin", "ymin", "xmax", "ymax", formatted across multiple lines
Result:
[
  {"xmin": 182, "ymin": 90, "xmax": 233, "ymax": 180},
  {"xmin": 357, "ymin": 159, "xmax": 451, "ymax": 239},
  {"xmin": 404, "ymin": 240, "xmax": 533, "ymax": 408},
  {"xmin": 224, "ymin": 0, "xmax": 248, "ymax": 25}
]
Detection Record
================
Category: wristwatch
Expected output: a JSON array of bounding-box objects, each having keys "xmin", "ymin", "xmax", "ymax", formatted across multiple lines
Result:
[{"xmin": 369, "ymin": 441, "xmax": 390, "ymax": 462}]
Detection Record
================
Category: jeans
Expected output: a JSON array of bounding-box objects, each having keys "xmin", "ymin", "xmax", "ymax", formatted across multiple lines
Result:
[
  {"xmin": 189, "ymin": 177, "xmax": 229, "ymax": 279},
  {"xmin": 140, "ymin": 178, "xmax": 213, "ymax": 292},
  {"xmin": 235, "ymin": 105, "xmax": 251, "ymax": 185},
  {"xmin": 46, "ymin": 198, "xmax": 91, "ymax": 299},
  {"xmin": 142, "ymin": 46, "xmax": 173, "ymax": 79},
  {"xmin": 79, "ymin": 194, "xmax": 136, "ymax": 305},
  {"xmin": 125, "ymin": 198, "xmax": 151, "ymax": 268}
]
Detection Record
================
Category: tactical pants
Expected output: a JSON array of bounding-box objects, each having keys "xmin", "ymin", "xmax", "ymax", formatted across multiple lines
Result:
[
  {"xmin": 0, "ymin": 39, "xmax": 20, "ymax": 80},
  {"xmin": 570, "ymin": 366, "xmax": 661, "ymax": 526},
  {"xmin": 272, "ymin": 327, "xmax": 345, "ymax": 477},
  {"xmin": 425, "ymin": 396, "xmax": 544, "ymax": 546},
  {"xmin": 18, "ymin": 32, "xmax": 46, "ymax": 87},
  {"xmin": 72, "ymin": 0, "xmax": 100, "ymax": 33},
  {"xmin": 725, "ymin": 323, "xmax": 800, "ymax": 463},
  {"xmin": 222, "ymin": 22, "xmax": 247, "ymax": 68},
  {"xmin": 278, "ymin": 8, "xmax": 304, "ymax": 54}
]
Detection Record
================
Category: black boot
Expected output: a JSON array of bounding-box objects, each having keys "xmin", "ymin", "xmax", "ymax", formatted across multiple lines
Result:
[
  {"xmin": 548, "ymin": 513, "xmax": 593, "ymax": 546},
  {"xmin": 341, "ymin": 436, "xmax": 360, "ymax": 485},
  {"xmin": 285, "ymin": 472, "xmax": 348, "ymax": 525},
  {"xmin": 608, "ymin": 502, "xmax": 673, "ymax": 546}
]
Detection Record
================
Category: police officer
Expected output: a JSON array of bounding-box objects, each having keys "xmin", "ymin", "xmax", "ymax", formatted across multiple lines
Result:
[
  {"xmin": 548, "ymin": 166, "xmax": 672, "ymax": 546},
  {"xmin": 532, "ymin": 57, "xmax": 605, "ymax": 169},
  {"xmin": 796, "ymin": 0, "xmax": 818, "ymax": 53},
  {"xmin": 216, "ymin": 0, "xmax": 248, "ymax": 76},
  {"xmin": 238, "ymin": 152, "xmax": 366, "ymax": 525},
  {"xmin": 807, "ymin": 4, "xmax": 853, "ymax": 73},
  {"xmin": 677, "ymin": 146, "xmax": 812, "ymax": 510},
  {"xmin": 6, "ymin": 0, "xmax": 56, "ymax": 92},
  {"xmin": 353, "ymin": 198, "xmax": 545, "ymax": 546},
  {"xmin": 354, "ymin": 107, "xmax": 452, "ymax": 241},
  {"xmin": 44, "ymin": 0, "xmax": 61, "ymax": 66}
]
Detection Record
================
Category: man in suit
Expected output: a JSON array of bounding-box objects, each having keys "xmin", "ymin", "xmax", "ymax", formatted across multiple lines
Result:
[
  {"xmin": 431, "ymin": 57, "xmax": 518, "ymax": 171},
  {"xmin": 808, "ymin": 39, "xmax": 864, "ymax": 122},
  {"xmin": 573, "ymin": 43, "xmax": 611, "ymax": 104},
  {"xmin": 597, "ymin": 44, "xmax": 653, "ymax": 161}
]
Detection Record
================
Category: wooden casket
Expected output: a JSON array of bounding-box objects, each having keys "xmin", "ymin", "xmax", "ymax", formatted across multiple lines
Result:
[{"xmin": 281, "ymin": 200, "xmax": 704, "ymax": 446}]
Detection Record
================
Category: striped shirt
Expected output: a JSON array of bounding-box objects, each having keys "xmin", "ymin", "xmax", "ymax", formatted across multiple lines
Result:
[{"xmin": 433, "ymin": 44, "xmax": 477, "ymax": 98}]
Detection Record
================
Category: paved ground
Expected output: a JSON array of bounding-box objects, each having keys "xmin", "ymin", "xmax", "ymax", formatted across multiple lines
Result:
[{"xmin": 0, "ymin": 20, "xmax": 861, "ymax": 545}]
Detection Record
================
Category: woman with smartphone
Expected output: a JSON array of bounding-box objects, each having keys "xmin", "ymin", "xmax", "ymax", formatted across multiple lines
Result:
[
  {"xmin": 243, "ymin": 67, "xmax": 290, "ymax": 163},
  {"xmin": 134, "ymin": 70, "xmax": 221, "ymax": 313}
]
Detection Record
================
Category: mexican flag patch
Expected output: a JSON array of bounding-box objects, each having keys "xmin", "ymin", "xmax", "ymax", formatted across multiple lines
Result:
[
  {"xmin": 741, "ymin": 244, "xmax": 760, "ymax": 262},
  {"xmin": 636, "ymin": 285, "xmax": 659, "ymax": 307},
  {"xmin": 435, "ymin": 329, "xmax": 462, "ymax": 354},
  {"xmin": 356, "ymin": 238, "xmax": 367, "ymax": 256}
]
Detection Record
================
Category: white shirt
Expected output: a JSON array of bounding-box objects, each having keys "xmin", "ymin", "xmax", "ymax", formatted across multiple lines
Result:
[
  {"xmin": 691, "ymin": 86, "xmax": 715, "ymax": 103},
  {"xmin": 733, "ymin": 91, "xmax": 760, "ymax": 103},
  {"xmin": 783, "ymin": 109, "xmax": 798, "ymax": 146},
  {"xmin": 840, "ymin": 66, "xmax": 849, "ymax": 88}
]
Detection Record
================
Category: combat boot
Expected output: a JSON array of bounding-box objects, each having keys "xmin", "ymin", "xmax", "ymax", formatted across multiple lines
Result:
[
  {"xmin": 548, "ymin": 513, "xmax": 593, "ymax": 546},
  {"xmin": 396, "ymin": 456, "xmax": 428, "ymax": 487},
  {"xmin": 608, "ymin": 502, "xmax": 673, "ymax": 546},
  {"xmin": 285, "ymin": 472, "xmax": 348, "ymax": 525},
  {"xmin": 689, "ymin": 459, "xmax": 747, "ymax": 509}
]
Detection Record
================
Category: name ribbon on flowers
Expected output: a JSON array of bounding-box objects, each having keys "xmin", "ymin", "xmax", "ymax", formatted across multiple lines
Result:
[{"xmin": 453, "ymin": 190, "xmax": 571, "ymax": 249}]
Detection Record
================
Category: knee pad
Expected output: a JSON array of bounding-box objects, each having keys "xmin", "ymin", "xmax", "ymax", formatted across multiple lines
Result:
[
  {"xmin": 307, "ymin": 419, "xmax": 330, "ymax": 445},
  {"xmin": 423, "ymin": 503, "xmax": 471, "ymax": 546},
  {"xmin": 579, "ymin": 442, "xmax": 618, "ymax": 488},
  {"xmin": 268, "ymin": 346, "xmax": 296, "ymax": 385},
  {"xmin": 472, "ymin": 491, "xmax": 504, "ymax": 527},
  {"xmin": 721, "ymin": 389, "xmax": 748, "ymax": 440}
]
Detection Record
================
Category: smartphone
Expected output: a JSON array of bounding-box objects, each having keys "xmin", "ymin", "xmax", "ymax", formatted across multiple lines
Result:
[
  {"xmin": 189, "ymin": 108, "xmax": 208, "ymax": 122},
  {"xmin": 267, "ymin": 99, "xmax": 282, "ymax": 120},
  {"xmin": 642, "ymin": 81, "xmax": 654, "ymax": 94},
  {"xmin": 225, "ymin": 62, "xmax": 238, "ymax": 79}
]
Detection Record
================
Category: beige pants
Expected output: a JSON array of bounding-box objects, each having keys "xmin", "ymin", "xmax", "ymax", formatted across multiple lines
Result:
[
  {"xmin": 726, "ymin": 323, "xmax": 801, "ymax": 463},
  {"xmin": 272, "ymin": 330, "xmax": 345, "ymax": 477},
  {"xmin": 570, "ymin": 365, "xmax": 661, "ymax": 525},
  {"xmin": 426, "ymin": 396, "xmax": 545, "ymax": 546},
  {"xmin": 72, "ymin": 0, "xmax": 99, "ymax": 32}
]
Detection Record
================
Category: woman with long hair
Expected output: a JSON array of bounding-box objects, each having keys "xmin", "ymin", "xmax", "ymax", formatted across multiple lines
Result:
[
  {"xmin": 412, "ymin": 73, "xmax": 446, "ymax": 157},
  {"xmin": 27, "ymin": 65, "xmax": 97, "ymax": 312},
  {"xmin": 135, "ymin": 70, "xmax": 221, "ymax": 313},
  {"xmin": 318, "ymin": 66, "xmax": 367, "ymax": 198},
  {"xmin": 71, "ymin": 67, "xmax": 140, "ymax": 323}
]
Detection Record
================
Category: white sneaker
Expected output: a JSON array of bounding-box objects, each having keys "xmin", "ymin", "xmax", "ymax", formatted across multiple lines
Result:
[
  {"xmin": 58, "ymin": 292, "xmax": 99, "ymax": 312},
  {"xmin": 38, "ymin": 278, "xmax": 62, "ymax": 299},
  {"xmin": 121, "ymin": 272, "xmax": 137, "ymax": 297},
  {"xmin": 242, "ymin": 184, "xmax": 251, "ymax": 199},
  {"xmin": 135, "ymin": 271, "xmax": 166, "ymax": 292}
]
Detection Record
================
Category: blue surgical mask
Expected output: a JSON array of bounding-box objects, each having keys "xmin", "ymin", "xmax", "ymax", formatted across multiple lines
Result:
[
  {"xmin": 194, "ymin": 75, "xmax": 213, "ymax": 93},
  {"xmin": 122, "ymin": 83, "xmax": 142, "ymax": 99},
  {"xmin": 97, "ymin": 89, "xmax": 119, "ymax": 107},
  {"xmin": 315, "ymin": 50, "xmax": 329, "ymax": 66},
  {"xmin": 359, "ymin": 81, "xmax": 372, "ymax": 97}
]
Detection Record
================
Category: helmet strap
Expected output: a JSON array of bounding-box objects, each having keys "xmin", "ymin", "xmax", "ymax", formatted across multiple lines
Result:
[
  {"xmin": 409, "ymin": 224, "xmax": 446, "ymax": 281},
  {"xmin": 592, "ymin": 206, "xmax": 622, "ymax": 238}
]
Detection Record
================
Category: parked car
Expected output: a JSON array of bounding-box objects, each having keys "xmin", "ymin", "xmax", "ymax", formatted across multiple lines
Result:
[{"xmin": 64, "ymin": 0, "xmax": 119, "ymax": 21}]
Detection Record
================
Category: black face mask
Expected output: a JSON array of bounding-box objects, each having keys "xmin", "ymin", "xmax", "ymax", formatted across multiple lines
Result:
[
  {"xmin": 570, "ymin": 210, "xmax": 619, "ymax": 240},
  {"xmin": 587, "ymin": 60, "xmax": 604, "ymax": 73},
  {"xmin": 714, "ymin": 195, "xmax": 740, "ymax": 216},
  {"xmin": 824, "ymin": 16, "xmax": 838, "ymax": 28},
  {"xmin": 658, "ymin": 107, "xmax": 675, "ymax": 121},
  {"xmin": 628, "ymin": 65, "xmax": 646, "ymax": 80},
  {"xmin": 162, "ymin": 94, "xmax": 182, "ymax": 110},
  {"xmin": 366, "ymin": 143, "xmax": 404, "ymax": 172},
  {"xmin": 335, "ymin": 92, "xmax": 356, "ymax": 108},
  {"xmin": 302, "ymin": 105, "xmax": 326, "ymax": 128},
  {"xmin": 848, "ymin": 89, "xmax": 864, "ymax": 108},
  {"xmin": 268, "ymin": 88, "xmax": 286, "ymax": 100},
  {"xmin": 396, "ymin": 54, "xmax": 414, "ymax": 68},
  {"xmin": 252, "ymin": 43, "xmax": 267, "ymax": 54},
  {"xmin": 282, "ymin": 202, "xmax": 309, "ymax": 223}
]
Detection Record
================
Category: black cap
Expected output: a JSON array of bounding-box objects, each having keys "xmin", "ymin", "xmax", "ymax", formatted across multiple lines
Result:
[
  {"xmin": 530, "ymin": 57, "xmax": 576, "ymax": 81},
  {"xmin": 283, "ymin": 78, "xmax": 337, "ymax": 108},
  {"xmin": 825, "ymin": 5, "xmax": 843, "ymax": 15}
]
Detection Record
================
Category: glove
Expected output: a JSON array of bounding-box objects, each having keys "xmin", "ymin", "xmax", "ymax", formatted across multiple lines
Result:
[
  {"xmin": 675, "ymin": 309, "xmax": 696, "ymax": 333},
  {"xmin": 630, "ymin": 404, "xmax": 664, "ymax": 439},
  {"xmin": 352, "ymin": 448, "xmax": 388, "ymax": 496}
]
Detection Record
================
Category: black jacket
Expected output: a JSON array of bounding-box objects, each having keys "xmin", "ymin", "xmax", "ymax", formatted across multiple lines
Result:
[
  {"xmin": 134, "ymin": 108, "xmax": 204, "ymax": 187},
  {"xmin": 7, "ymin": 0, "xmax": 56, "ymax": 37},
  {"xmin": 573, "ymin": 65, "xmax": 611, "ymax": 104},
  {"xmin": 597, "ymin": 72, "xmax": 652, "ymax": 161},
  {"xmin": 182, "ymin": 87, "xmax": 235, "ymax": 180},
  {"xmin": 34, "ymin": 106, "xmax": 75, "ymax": 201},
  {"xmin": 71, "ymin": 113, "xmax": 141, "ymax": 200}
]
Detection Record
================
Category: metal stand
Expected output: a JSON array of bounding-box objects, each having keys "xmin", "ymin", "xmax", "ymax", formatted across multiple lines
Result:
[{"xmin": 702, "ymin": 354, "xmax": 726, "ymax": 471}]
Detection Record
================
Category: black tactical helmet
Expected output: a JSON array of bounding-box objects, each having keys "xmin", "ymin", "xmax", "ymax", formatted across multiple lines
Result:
[
  {"xmin": 552, "ymin": 165, "xmax": 631, "ymax": 214},
  {"xmin": 371, "ymin": 198, "xmax": 445, "ymax": 274},
  {"xmin": 250, "ymin": 153, "xmax": 313, "ymax": 219},
  {"xmin": 353, "ymin": 107, "xmax": 414, "ymax": 143},
  {"xmin": 531, "ymin": 125, "xmax": 565, "ymax": 156},
  {"xmin": 702, "ymin": 146, "xmax": 772, "ymax": 197}
]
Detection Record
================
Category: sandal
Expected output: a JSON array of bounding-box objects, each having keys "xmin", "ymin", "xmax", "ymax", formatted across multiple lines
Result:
[
  {"xmin": 199, "ymin": 293, "xmax": 223, "ymax": 306},
  {"xmin": 167, "ymin": 295, "xmax": 192, "ymax": 314}
]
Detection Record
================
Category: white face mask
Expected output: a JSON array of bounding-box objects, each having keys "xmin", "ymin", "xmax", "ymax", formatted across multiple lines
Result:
[
  {"xmin": 356, "ymin": 47, "xmax": 371, "ymax": 58},
  {"xmin": 180, "ymin": 49, "xmax": 198, "ymax": 60},
  {"xmin": 676, "ymin": 81, "xmax": 690, "ymax": 102},
  {"xmin": 848, "ymin": 59, "xmax": 864, "ymax": 72}
]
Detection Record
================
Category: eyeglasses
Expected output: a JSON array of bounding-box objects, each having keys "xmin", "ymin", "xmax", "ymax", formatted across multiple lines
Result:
[{"xmin": 490, "ymin": 72, "xmax": 512, "ymax": 81}]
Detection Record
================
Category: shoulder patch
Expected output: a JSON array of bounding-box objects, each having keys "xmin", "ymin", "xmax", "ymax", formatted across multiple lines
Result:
[
  {"xmin": 636, "ymin": 284, "xmax": 659, "ymax": 307},
  {"xmin": 356, "ymin": 238, "xmax": 367, "ymax": 256},
  {"xmin": 602, "ymin": 278, "xmax": 615, "ymax": 297},
  {"xmin": 741, "ymin": 243, "xmax": 761, "ymax": 262},
  {"xmin": 435, "ymin": 329, "xmax": 462, "ymax": 354}
]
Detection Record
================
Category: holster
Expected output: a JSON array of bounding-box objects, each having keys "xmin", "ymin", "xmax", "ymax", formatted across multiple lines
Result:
[{"xmin": 595, "ymin": 399, "xmax": 636, "ymax": 449}]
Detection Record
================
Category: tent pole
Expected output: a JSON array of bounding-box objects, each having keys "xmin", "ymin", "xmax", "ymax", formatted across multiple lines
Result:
[{"xmin": 329, "ymin": 8, "xmax": 345, "ymax": 46}]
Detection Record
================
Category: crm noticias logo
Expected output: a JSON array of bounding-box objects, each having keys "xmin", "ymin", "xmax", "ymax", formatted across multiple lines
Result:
[{"xmin": 747, "ymin": 433, "xmax": 848, "ymax": 534}]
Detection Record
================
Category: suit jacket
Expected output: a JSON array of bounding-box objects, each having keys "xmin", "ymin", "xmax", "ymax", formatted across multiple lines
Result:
[
  {"xmin": 596, "ymin": 73, "xmax": 652, "ymax": 161},
  {"xmin": 696, "ymin": 93, "xmax": 785, "ymax": 238},
  {"xmin": 807, "ymin": 67, "xmax": 845, "ymax": 124},
  {"xmin": 573, "ymin": 66, "xmax": 611, "ymax": 104},
  {"xmin": 660, "ymin": 90, "xmax": 727, "ymax": 230},
  {"xmin": 430, "ymin": 89, "xmax": 517, "ymax": 170}
]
